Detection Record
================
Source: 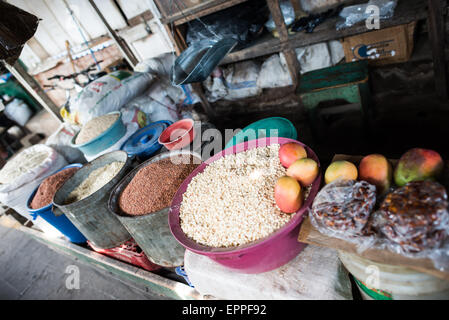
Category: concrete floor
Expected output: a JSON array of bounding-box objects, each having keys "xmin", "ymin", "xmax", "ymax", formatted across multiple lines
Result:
[{"xmin": 0, "ymin": 223, "xmax": 171, "ymax": 300}]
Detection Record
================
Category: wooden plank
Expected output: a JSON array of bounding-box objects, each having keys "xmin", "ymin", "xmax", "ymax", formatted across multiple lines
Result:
[
  {"xmin": 222, "ymin": 0, "xmax": 429, "ymax": 65},
  {"xmin": 127, "ymin": 10, "xmax": 154, "ymax": 28},
  {"xmin": 298, "ymin": 218, "xmax": 449, "ymax": 281},
  {"xmin": 266, "ymin": 0, "xmax": 301, "ymax": 87},
  {"xmin": 428, "ymin": 0, "xmax": 448, "ymax": 99},
  {"xmin": 87, "ymin": 0, "xmax": 139, "ymax": 68},
  {"xmin": 157, "ymin": 0, "xmax": 249, "ymax": 25}
]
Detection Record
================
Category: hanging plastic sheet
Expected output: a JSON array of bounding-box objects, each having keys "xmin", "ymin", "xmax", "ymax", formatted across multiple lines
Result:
[
  {"xmin": 0, "ymin": 2, "xmax": 39, "ymax": 64},
  {"xmin": 171, "ymin": 0, "xmax": 269, "ymax": 85}
]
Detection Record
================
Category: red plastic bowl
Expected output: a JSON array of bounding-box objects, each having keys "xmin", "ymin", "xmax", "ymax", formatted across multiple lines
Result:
[
  {"xmin": 158, "ymin": 118, "xmax": 195, "ymax": 150},
  {"xmin": 169, "ymin": 137, "xmax": 322, "ymax": 274}
]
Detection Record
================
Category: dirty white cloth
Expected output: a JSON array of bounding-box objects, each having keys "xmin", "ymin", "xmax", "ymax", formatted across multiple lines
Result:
[{"xmin": 184, "ymin": 245, "xmax": 353, "ymax": 300}]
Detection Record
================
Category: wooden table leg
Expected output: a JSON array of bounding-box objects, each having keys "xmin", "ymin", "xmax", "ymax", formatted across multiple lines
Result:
[{"xmin": 428, "ymin": 0, "xmax": 448, "ymax": 100}]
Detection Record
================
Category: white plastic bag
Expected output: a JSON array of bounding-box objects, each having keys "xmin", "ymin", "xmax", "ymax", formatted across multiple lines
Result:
[
  {"xmin": 257, "ymin": 54, "xmax": 293, "ymax": 89},
  {"xmin": 0, "ymin": 145, "xmax": 67, "ymax": 231},
  {"xmin": 223, "ymin": 60, "xmax": 261, "ymax": 100},
  {"xmin": 63, "ymin": 71, "xmax": 154, "ymax": 125},
  {"xmin": 125, "ymin": 95, "xmax": 179, "ymax": 124},
  {"xmin": 0, "ymin": 145, "xmax": 67, "ymax": 192},
  {"xmin": 45, "ymin": 123, "xmax": 86, "ymax": 163},
  {"xmin": 184, "ymin": 245, "xmax": 353, "ymax": 300},
  {"xmin": 4, "ymin": 99, "xmax": 33, "ymax": 126},
  {"xmin": 296, "ymin": 41, "xmax": 344, "ymax": 74},
  {"xmin": 337, "ymin": 0, "xmax": 398, "ymax": 30},
  {"xmin": 300, "ymin": 0, "xmax": 353, "ymax": 13},
  {"xmin": 134, "ymin": 53, "xmax": 175, "ymax": 76}
]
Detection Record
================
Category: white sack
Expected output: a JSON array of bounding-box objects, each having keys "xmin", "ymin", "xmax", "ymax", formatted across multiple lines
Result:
[
  {"xmin": 184, "ymin": 245, "xmax": 353, "ymax": 300},
  {"xmin": 257, "ymin": 54, "xmax": 293, "ymax": 89},
  {"xmin": 45, "ymin": 123, "xmax": 86, "ymax": 164}
]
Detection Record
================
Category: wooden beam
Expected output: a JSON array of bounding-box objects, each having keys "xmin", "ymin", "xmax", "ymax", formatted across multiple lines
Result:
[
  {"xmin": 157, "ymin": 0, "xmax": 249, "ymax": 25},
  {"xmin": 87, "ymin": 0, "xmax": 139, "ymax": 69},
  {"xmin": 266, "ymin": 0, "xmax": 300, "ymax": 87},
  {"xmin": 222, "ymin": 0, "xmax": 429, "ymax": 65},
  {"xmin": 428, "ymin": 0, "xmax": 448, "ymax": 99},
  {"xmin": 4, "ymin": 61, "xmax": 63, "ymax": 123}
]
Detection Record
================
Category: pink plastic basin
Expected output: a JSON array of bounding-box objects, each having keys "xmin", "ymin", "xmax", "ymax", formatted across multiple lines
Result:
[
  {"xmin": 169, "ymin": 137, "xmax": 322, "ymax": 274},
  {"xmin": 158, "ymin": 118, "xmax": 195, "ymax": 150}
]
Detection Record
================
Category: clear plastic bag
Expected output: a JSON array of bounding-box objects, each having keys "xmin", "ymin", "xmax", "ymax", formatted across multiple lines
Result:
[
  {"xmin": 336, "ymin": 0, "xmax": 398, "ymax": 30},
  {"xmin": 310, "ymin": 180, "xmax": 377, "ymax": 245},
  {"xmin": 310, "ymin": 179, "xmax": 449, "ymax": 271},
  {"xmin": 265, "ymin": 0, "xmax": 295, "ymax": 32},
  {"xmin": 372, "ymin": 181, "xmax": 449, "ymax": 270}
]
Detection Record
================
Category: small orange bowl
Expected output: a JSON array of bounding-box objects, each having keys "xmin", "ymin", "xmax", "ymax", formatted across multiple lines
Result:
[{"xmin": 158, "ymin": 118, "xmax": 195, "ymax": 150}]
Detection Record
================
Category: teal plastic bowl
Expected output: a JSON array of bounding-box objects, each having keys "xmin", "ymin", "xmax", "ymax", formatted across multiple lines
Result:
[
  {"xmin": 71, "ymin": 111, "xmax": 126, "ymax": 158},
  {"xmin": 224, "ymin": 117, "xmax": 298, "ymax": 149}
]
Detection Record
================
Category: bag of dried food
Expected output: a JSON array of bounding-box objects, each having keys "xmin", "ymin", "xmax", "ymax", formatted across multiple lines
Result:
[
  {"xmin": 0, "ymin": 145, "xmax": 67, "ymax": 234},
  {"xmin": 61, "ymin": 70, "xmax": 154, "ymax": 125},
  {"xmin": 371, "ymin": 181, "xmax": 449, "ymax": 270},
  {"xmin": 309, "ymin": 179, "xmax": 378, "ymax": 251},
  {"xmin": 310, "ymin": 179, "xmax": 449, "ymax": 270}
]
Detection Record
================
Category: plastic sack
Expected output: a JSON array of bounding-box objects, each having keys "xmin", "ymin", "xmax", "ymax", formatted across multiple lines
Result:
[
  {"xmin": 0, "ymin": 2, "xmax": 39, "ymax": 64},
  {"xmin": 125, "ymin": 95, "xmax": 179, "ymax": 124},
  {"xmin": 337, "ymin": 0, "xmax": 398, "ymax": 30},
  {"xmin": 4, "ymin": 98, "xmax": 33, "ymax": 126},
  {"xmin": 134, "ymin": 53, "xmax": 175, "ymax": 76},
  {"xmin": 300, "ymin": 0, "xmax": 353, "ymax": 14},
  {"xmin": 185, "ymin": 0, "xmax": 269, "ymax": 49},
  {"xmin": 184, "ymin": 245, "xmax": 353, "ymax": 300},
  {"xmin": 265, "ymin": 0, "xmax": 295, "ymax": 32},
  {"xmin": 257, "ymin": 54, "xmax": 293, "ymax": 89},
  {"xmin": 295, "ymin": 41, "xmax": 344, "ymax": 74},
  {"xmin": 0, "ymin": 145, "xmax": 67, "ymax": 232},
  {"xmin": 223, "ymin": 60, "xmax": 261, "ymax": 100},
  {"xmin": 0, "ymin": 144, "xmax": 67, "ymax": 192},
  {"xmin": 202, "ymin": 68, "xmax": 229, "ymax": 103},
  {"xmin": 45, "ymin": 123, "xmax": 86, "ymax": 163},
  {"xmin": 62, "ymin": 70, "xmax": 154, "ymax": 125},
  {"xmin": 121, "ymin": 106, "xmax": 147, "ymax": 128}
]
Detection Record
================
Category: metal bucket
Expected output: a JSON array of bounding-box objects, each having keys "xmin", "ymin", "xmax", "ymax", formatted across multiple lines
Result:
[
  {"xmin": 53, "ymin": 151, "xmax": 132, "ymax": 249},
  {"xmin": 108, "ymin": 150, "xmax": 202, "ymax": 267}
]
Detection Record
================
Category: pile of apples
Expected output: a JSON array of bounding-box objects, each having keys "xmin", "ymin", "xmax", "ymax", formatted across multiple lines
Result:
[
  {"xmin": 274, "ymin": 143, "xmax": 320, "ymax": 214},
  {"xmin": 323, "ymin": 148, "xmax": 444, "ymax": 195}
]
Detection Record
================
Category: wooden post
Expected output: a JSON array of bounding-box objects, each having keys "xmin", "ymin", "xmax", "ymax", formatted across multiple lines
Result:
[
  {"xmin": 4, "ymin": 61, "xmax": 63, "ymax": 123},
  {"xmin": 428, "ymin": 0, "xmax": 448, "ymax": 99},
  {"xmin": 88, "ymin": 0, "xmax": 139, "ymax": 69},
  {"xmin": 266, "ymin": 0, "xmax": 301, "ymax": 88}
]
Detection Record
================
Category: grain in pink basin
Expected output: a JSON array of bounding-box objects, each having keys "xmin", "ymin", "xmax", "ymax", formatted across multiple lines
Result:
[{"xmin": 169, "ymin": 137, "xmax": 322, "ymax": 274}]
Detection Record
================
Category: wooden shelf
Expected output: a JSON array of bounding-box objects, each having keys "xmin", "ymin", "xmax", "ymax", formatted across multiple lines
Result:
[
  {"xmin": 222, "ymin": 0, "xmax": 429, "ymax": 65},
  {"xmin": 158, "ymin": 0, "xmax": 249, "ymax": 26}
]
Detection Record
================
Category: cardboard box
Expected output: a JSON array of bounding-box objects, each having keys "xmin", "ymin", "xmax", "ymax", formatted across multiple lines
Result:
[{"xmin": 342, "ymin": 22, "xmax": 416, "ymax": 66}]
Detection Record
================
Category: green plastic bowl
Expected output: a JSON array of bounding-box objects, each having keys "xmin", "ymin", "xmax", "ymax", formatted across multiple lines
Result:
[{"xmin": 224, "ymin": 117, "xmax": 298, "ymax": 149}]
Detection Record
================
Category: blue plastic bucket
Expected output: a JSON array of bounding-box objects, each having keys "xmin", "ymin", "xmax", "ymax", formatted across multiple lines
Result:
[{"xmin": 27, "ymin": 164, "xmax": 87, "ymax": 244}]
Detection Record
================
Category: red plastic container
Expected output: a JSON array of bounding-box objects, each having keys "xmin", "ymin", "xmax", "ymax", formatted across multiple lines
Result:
[
  {"xmin": 169, "ymin": 137, "xmax": 322, "ymax": 274},
  {"xmin": 158, "ymin": 118, "xmax": 195, "ymax": 150},
  {"xmin": 88, "ymin": 239, "xmax": 161, "ymax": 272}
]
